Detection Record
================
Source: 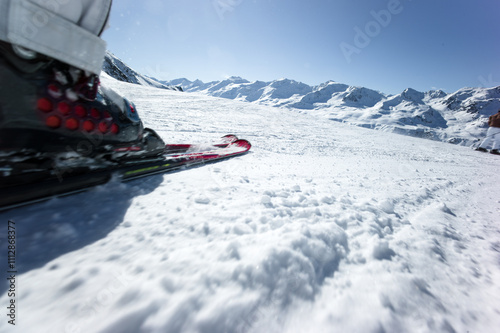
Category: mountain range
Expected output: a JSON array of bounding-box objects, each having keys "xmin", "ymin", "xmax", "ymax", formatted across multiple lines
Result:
[{"xmin": 101, "ymin": 52, "xmax": 500, "ymax": 146}]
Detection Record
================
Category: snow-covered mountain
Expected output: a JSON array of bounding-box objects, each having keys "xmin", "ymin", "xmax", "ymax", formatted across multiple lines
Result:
[
  {"xmin": 102, "ymin": 51, "xmax": 181, "ymax": 91},
  {"xmin": 162, "ymin": 77, "xmax": 500, "ymax": 145},
  {"xmin": 100, "ymin": 52, "xmax": 499, "ymax": 146}
]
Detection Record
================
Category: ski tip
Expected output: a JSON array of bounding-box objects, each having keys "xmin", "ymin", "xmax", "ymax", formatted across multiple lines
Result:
[
  {"xmin": 232, "ymin": 139, "xmax": 251, "ymax": 151},
  {"xmin": 221, "ymin": 134, "xmax": 238, "ymax": 143}
]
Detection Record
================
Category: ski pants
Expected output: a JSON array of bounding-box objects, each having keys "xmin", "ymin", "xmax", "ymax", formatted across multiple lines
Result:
[
  {"xmin": 479, "ymin": 127, "xmax": 500, "ymax": 150},
  {"xmin": 0, "ymin": 0, "xmax": 112, "ymax": 74}
]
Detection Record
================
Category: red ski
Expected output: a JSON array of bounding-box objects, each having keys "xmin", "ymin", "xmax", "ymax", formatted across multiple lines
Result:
[{"xmin": 0, "ymin": 135, "xmax": 251, "ymax": 211}]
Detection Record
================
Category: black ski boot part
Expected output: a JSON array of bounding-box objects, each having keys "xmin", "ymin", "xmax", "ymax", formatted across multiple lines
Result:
[{"xmin": 0, "ymin": 42, "xmax": 165, "ymax": 161}]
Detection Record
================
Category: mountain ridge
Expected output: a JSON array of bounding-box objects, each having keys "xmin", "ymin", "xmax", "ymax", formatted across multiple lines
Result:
[
  {"xmin": 102, "ymin": 51, "xmax": 181, "ymax": 91},
  {"xmin": 101, "ymin": 52, "xmax": 500, "ymax": 146},
  {"xmin": 159, "ymin": 77, "xmax": 500, "ymax": 145}
]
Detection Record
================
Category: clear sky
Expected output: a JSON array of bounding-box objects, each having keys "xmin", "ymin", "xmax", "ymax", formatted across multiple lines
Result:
[{"xmin": 102, "ymin": 0, "xmax": 500, "ymax": 94}]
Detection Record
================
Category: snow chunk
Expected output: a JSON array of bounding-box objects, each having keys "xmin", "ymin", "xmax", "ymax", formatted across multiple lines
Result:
[
  {"xmin": 378, "ymin": 199, "xmax": 395, "ymax": 214},
  {"xmin": 373, "ymin": 241, "xmax": 396, "ymax": 261},
  {"xmin": 321, "ymin": 196, "xmax": 336, "ymax": 205},
  {"xmin": 194, "ymin": 196, "xmax": 211, "ymax": 205},
  {"xmin": 261, "ymin": 195, "xmax": 273, "ymax": 208}
]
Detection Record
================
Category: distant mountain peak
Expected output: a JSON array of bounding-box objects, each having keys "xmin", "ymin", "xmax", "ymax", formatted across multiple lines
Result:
[
  {"xmin": 227, "ymin": 76, "xmax": 245, "ymax": 80},
  {"xmin": 401, "ymin": 88, "xmax": 425, "ymax": 103}
]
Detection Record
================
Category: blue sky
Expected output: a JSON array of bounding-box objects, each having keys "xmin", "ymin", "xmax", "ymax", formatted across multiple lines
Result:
[{"xmin": 102, "ymin": 0, "xmax": 500, "ymax": 94}]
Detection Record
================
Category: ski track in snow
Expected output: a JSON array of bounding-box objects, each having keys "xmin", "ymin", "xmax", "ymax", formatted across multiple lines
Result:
[{"xmin": 1, "ymin": 76, "xmax": 499, "ymax": 333}]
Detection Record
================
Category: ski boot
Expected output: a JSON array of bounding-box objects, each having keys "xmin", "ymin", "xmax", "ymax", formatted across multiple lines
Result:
[{"xmin": 0, "ymin": 41, "xmax": 165, "ymax": 165}]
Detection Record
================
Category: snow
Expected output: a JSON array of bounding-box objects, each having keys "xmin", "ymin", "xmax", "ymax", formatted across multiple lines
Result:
[{"xmin": 1, "ymin": 75, "xmax": 500, "ymax": 333}]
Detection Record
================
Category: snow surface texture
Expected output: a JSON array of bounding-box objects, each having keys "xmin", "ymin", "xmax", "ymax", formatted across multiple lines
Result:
[
  {"xmin": 163, "ymin": 77, "xmax": 500, "ymax": 146},
  {"xmin": 1, "ymin": 74, "xmax": 499, "ymax": 333}
]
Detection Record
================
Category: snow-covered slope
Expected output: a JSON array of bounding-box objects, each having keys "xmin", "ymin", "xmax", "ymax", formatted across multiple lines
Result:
[
  {"xmin": 164, "ymin": 78, "xmax": 500, "ymax": 146},
  {"xmin": 1, "ymin": 76, "xmax": 499, "ymax": 333},
  {"xmin": 102, "ymin": 51, "xmax": 181, "ymax": 91}
]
